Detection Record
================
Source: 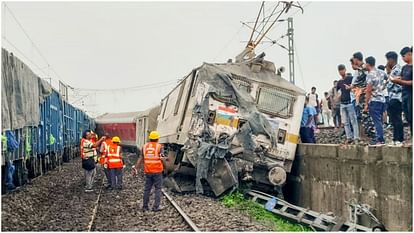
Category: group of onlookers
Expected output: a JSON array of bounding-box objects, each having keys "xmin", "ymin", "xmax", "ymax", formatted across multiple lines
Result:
[{"xmin": 300, "ymin": 46, "xmax": 412, "ymax": 146}]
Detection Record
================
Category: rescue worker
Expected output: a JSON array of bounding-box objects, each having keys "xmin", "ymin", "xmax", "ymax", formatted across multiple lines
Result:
[
  {"xmin": 81, "ymin": 130, "xmax": 106, "ymax": 192},
  {"xmin": 99, "ymin": 133, "xmax": 112, "ymax": 188},
  {"xmin": 132, "ymin": 131, "xmax": 165, "ymax": 212},
  {"xmin": 107, "ymin": 136, "xmax": 123, "ymax": 190},
  {"xmin": 90, "ymin": 131, "xmax": 98, "ymax": 160}
]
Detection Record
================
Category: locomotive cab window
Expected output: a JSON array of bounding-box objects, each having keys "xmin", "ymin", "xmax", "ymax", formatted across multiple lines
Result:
[{"xmin": 257, "ymin": 86, "xmax": 296, "ymax": 118}]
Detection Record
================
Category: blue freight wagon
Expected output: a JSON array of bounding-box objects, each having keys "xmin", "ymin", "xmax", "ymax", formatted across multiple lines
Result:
[
  {"xmin": 1, "ymin": 48, "xmax": 95, "ymax": 193},
  {"xmin": 2, "ymin": 90, "xmax": 96, "ymax": 192}
]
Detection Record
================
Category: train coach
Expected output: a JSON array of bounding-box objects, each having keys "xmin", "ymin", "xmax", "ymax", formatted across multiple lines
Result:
[
  {"xmin": 1, "ymin": 48, "xmax": 95, "ymax": 193},
  {"xmin": 155, "ymin": 54, "xmax": 306, "ymax": 196},
  {"xmin": 95, "ymin": 106, "xmax": 160, "ymax": 153}
]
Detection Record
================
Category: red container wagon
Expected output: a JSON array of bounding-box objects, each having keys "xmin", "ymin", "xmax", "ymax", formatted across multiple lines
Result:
[{"xmin": 95, "ymin": 111, "xmax": 142, "ymax": 152}]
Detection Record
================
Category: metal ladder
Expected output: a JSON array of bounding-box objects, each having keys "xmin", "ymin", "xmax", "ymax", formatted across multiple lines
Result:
[{"xmin": 246, "ymin": 190, "xmax": 374, "ymax": 232}]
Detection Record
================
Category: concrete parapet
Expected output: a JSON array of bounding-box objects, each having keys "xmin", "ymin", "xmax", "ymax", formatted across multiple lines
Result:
[{"xmin": 289, "ymin": 144, "xmax": 412, "ymax": 231}]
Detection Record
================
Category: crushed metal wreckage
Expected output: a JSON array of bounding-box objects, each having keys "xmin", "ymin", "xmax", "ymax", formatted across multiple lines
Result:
[{"xmin": 157, "ymin": 53, "xmax": 306, "ymax": 196}]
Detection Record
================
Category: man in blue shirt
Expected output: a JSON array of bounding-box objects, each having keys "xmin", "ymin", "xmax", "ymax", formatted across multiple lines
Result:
[
  {"xmin": 390, "ymin": 46, "xmax": 412, "ymax": 139},
  {"xmin": 364, "ymin": 56, "xmax": 386, "ymax": 145},
  {"xmin": 300, "ymin": 96, "xmax": 317, "ymax": 143},
  {"xmin": 385, "ymin": 51, "xmax": 404, "ymax": 146}
]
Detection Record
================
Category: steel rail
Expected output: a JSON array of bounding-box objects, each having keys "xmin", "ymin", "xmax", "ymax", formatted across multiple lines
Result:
[
  {"xmin": 161, "ymin": 189, "xmax": 200, "ymax": 232},
  {"xmin": 87, "ymin": 177, "xmax": 104, "ymax": 232}
]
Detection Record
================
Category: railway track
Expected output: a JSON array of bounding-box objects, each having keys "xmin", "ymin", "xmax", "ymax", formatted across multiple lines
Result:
[
  {"xmin": 2, "ymin": 153, "xmax": 271, "ymax": 231},
  {"xmin": 162, "ymin": 189, "xmax": 201, "ymax": 232},
  {"xmin": 87, "ymin": 183, "xmax": 200, "ymax": 231}
]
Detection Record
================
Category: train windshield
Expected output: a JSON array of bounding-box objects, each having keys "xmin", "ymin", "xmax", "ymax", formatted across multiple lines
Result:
[{"xmin": 256, "ymin": 86, "xmax": 296, "ymax": 118}]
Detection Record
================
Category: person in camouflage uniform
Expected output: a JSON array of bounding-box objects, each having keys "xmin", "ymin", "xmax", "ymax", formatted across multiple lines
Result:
[
  {"xmin": 364, "ymin": 56, "xmax": 387, "ymax": 145},
  {"xmin": 346, "ymin": 52, "xmax": 376, "ymax": 141},
  {"xmin": 385, "ymin": 51, "xmax": 404, "ymax": 146}
]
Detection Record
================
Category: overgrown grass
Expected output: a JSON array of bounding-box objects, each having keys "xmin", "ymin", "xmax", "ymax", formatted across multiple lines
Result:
[{"xmin": 221, "ymin": 192, "xmax": 313, "ymax": 232}]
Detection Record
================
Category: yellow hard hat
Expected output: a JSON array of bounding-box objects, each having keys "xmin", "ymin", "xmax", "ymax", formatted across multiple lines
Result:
[
  {"xmin": 112, "ymin": 136, "xmax": 121, "ymax": 143},
  {"xmin": 148, "ymin": 131, "xmax": 160, "ymax": 140}
]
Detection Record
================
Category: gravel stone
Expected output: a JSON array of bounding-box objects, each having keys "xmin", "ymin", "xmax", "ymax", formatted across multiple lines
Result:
[
  {"xmin": 315, "ymin": 125, "xmax": 411, "ymax": 144},
  {"xmin": 2, "ymin": 152, "xmax": 272, "ymax": 231}
]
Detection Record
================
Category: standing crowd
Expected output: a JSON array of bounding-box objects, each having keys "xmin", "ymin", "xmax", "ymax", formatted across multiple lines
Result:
[
  {"xmin": 80, "ymin": 129, "xmax": 166, "ymax": 212},
  {"xmin": 80, "ymin": 130, "xmax": 124, "ymax": 192},
  {"xmin": 300, "ymin": 46, "xmax": 412, "ymax": 145}
]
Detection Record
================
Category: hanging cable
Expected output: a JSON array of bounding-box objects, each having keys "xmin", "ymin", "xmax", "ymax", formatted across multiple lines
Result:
[
  {"xmin": 213, "ymin": 25, "xmax": 244, "ymax": 61},
  {"xmin": 294, "ymin": 43, "xmax": 307, "ymax": 90}
]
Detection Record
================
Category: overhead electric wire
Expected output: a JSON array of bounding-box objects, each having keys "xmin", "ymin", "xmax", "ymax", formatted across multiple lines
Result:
[
  {"xmin": 253, "ymin": 2, "xmax": 280, "ymax": 43},
  {"xmin": 4, "ymin": 3, "xmax": 51, "ymax": 70},
  {"xmin": 247, "ymin": 1, "xmax": 264, "ymax": 46},
  {"xmin": 73, "ymin": 79, "xmax": 179, "ymax": 92},
  {"xmin": 294, "ymin": 43, "xmax": 307, "ymax": 90},
  {"xmin": 213, "ymin": 25, "xmax": 244, "ymax": 61},
  {"xmin": 2, "ymin": 35, "xmax": 49, "ymax": 77},
  {"xmin": 3, "ymin": 2, "xmax": 68, "ymax": 86}
]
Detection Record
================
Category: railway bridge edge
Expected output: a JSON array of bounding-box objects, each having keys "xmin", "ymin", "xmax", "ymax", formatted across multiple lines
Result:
[{"xmin": 285, "ymin": 144, "xmax": 412, "ymax": 231}]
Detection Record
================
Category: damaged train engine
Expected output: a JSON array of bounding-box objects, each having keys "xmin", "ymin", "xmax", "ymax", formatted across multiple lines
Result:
[{"xmin": 156, "ymin": 54, "xmax": 306, "ymax": 197}]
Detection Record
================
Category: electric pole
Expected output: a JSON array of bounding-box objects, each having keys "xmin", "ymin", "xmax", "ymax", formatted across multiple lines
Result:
[{"xmin": 287, "ymin": 17, "xmax": 295, "ymax": 84}]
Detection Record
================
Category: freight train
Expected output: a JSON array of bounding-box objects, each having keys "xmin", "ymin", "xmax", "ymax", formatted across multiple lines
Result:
[
  {"xmin": 1, "ymin": 48, "xmax": 95, "ymax": 193},
  {"xmin": 97, "ymin": 54, "xmax": 306, "ymax": 197}
]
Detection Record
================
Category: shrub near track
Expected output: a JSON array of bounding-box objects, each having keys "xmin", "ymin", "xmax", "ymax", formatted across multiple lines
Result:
[{"xmin": 221, "ymin": 192, "xmax": 312, "ymax": 231}]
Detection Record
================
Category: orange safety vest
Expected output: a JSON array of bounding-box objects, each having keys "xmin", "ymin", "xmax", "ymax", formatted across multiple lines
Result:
[
  {"xmin": 99, "ymin": 140, "xmax": 110, "ymax": 165},
  {"xmin": 80, "ymin": 138, "xmax": 94, "ymax": 159},
  {"xmin": 143, "ymin": 142, "xmax": 163, "ymax": 174},
  {"xmin": 107, "ymin": 143, "xmax": 123, "ymax": 169},
  {"xmin": 91, "ymin": 137, "xmax": 97, "ymax": 156}
]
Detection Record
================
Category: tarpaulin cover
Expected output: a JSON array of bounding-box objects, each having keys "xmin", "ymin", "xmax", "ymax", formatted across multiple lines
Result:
[{"xmin": 2, "ymin": 48, "xmax": 52, "ymax": 130}]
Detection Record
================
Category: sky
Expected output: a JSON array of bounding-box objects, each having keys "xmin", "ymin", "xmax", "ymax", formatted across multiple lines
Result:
[{"xmin": 1, "ymin": 1, "xmax": 413, "ymax": 117}]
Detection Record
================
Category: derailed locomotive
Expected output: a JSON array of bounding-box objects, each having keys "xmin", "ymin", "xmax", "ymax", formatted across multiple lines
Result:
[{"xmin": 154, "ymin": 55, "xmax": 306, "ymax": 196}]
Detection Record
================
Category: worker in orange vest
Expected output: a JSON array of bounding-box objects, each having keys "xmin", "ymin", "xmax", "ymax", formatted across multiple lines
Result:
[
  {"xmin": 81, "ymin": 130, "xmax": 106, "ymax": 192},
  {"xmin": 99, "ymin": 133, "xmax": 112, "ymax": 188},
  {"xmin": 90, "ymin": 131, "xmax": 98, "ymax": 159},
  {"xmin": 133, "ymin": 131, "xmax": 165, "ymax": 212},
  {"xmin": 107, "ymin": 136, "xmax": 123, "ymax": 190}
]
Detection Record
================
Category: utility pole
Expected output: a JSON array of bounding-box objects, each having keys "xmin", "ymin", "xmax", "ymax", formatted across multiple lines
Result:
[{"xmin": 287, "ymin": 17, "xmax": 295, "ymax": 84}]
